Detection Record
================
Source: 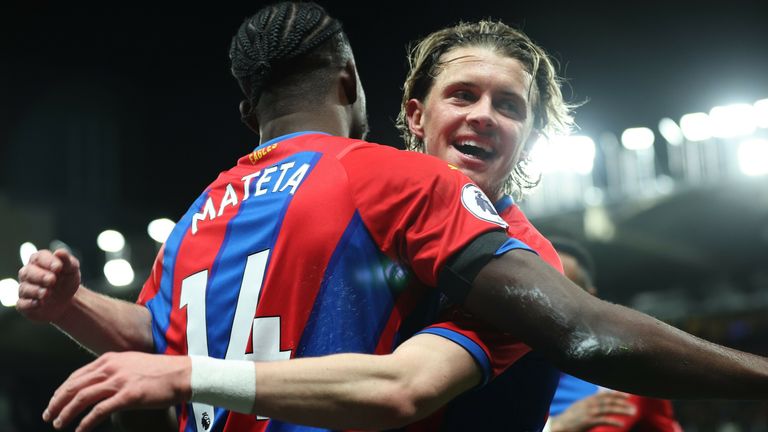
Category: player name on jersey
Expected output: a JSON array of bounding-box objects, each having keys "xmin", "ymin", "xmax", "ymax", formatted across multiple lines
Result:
[{"xmin": 192, "ymin": 160, "xmax": 311, "ymax": 234}]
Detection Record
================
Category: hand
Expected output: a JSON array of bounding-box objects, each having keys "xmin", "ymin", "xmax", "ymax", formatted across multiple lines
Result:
[
  {"xmin": 16, "ymin": 249, "xmax": 81, "ymax": 322},
  {"xmin": 43, "ymin": 352, "xmax": 192, "ymax": 432},
  {"xmin": 549, "ymin": 391, "xmax": 636, "ymax": 432}
]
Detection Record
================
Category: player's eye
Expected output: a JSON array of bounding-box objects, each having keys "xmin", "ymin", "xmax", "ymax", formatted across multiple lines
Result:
[
  {"xmin": 497, "ymin": 100, "xmax": 524, "ymax": 118},
  {"xmin": 450, "ymin": 90, "xmax": 476, "ymax": 103}
]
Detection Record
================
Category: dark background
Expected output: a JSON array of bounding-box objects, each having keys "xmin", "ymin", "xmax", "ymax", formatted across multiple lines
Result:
[{"xmin": 2, "ymin": 1, "xmax": 768, "ymax": 430}]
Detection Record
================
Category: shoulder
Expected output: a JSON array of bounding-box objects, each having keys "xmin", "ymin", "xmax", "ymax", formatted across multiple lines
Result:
[{"xmin": 498, "ymin": 202, "xmax": 563, "ymax": 272}]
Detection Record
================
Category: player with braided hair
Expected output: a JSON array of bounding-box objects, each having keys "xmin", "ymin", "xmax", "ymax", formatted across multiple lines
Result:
[
  {"xmin": 19, "ymin": 3, "xmax": 768, "ymax": 432},
  {"xmin": 230, "ymin": 1, "xmax": 366, "ymax": 140},
  {"xmin": 23, "ymin": 3, "xmax": 524, "ymax": 430}
]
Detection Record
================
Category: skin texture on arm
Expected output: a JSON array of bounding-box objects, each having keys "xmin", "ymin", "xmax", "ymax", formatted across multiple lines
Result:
[
  {"xmin": 16, "ymin": 249, "xmax": 154, "ymax": 354},
  {"xmin": 43, "ymin": 333, "xmax": 480, "ymax": 432},
  {"xmin": 466, "ymin": 248, "xmax": 768, "ymax": 399}
]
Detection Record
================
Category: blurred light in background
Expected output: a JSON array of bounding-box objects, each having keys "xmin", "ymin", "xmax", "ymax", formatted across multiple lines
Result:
[
  {"xmin": 709, "ymin": 103, "xmax": 757, "ymax": 138},
  {"xmin": 680, "ymin": 112, "xmax": 712, "ymax": 142},
  {"xmin": 147, "ymin": 218, "xmax": 176, "ymax": 244},
  {"xmin": 658, "ymin": 118, "xmax": 684, "ymax": 146},
  {"xmin": 0, "ymin": 279, "xmax": 19, "ymax": 307},
  {"xmin": 738, "ymin": 138, "xmax": 768, "ymax": 176},
  {"xmin": 96, "ymin": 229, "xmax": 125, "ymax": 253},
  {"xmin": 19, "ymin": 242, "xmax": 37, "ymax": 265},
  {"xmin": 621, "ymin": 127, "xmax": 655, "ymax": 150},
  {"xmin": 529, "ymin": 135, "xmax": 596, "ymax": 175},
  {"xmin": 103, "ymin": 259, "xmax": 134, "ymax": 287},
  {"xmin": 754, "ymin": 98, "xmax": 768, "ymax": 128}
]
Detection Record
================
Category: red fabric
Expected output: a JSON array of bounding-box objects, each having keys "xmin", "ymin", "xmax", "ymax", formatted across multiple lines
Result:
[{"xmin": 591, "ymin": 396, "xmax": 682, "ymax": 432}]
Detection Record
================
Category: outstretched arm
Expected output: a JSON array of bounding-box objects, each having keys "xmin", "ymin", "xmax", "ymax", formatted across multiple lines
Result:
[
  {"xmin": 17, "ymin": 249, "xmax": 154, "ymax": 354},
  {"xmin": 466, "ymin": 249, "xmax": 768, "ymax": 399},
  {"xmin": 43, "ymin": 333, "xmax": 480, "ymax": 432}
]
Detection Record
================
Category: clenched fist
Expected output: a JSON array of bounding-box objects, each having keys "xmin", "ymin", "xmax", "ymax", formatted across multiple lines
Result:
[{"xmin": 16, "ymin": 249, "xmax": 82, "ymax": 323}]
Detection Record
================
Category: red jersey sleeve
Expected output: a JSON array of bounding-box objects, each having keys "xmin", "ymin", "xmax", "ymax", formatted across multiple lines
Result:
[
  {"xmin": 136, "ymin": 245, "xmax": 165, "ymax": 306},
  {"xmin": 422, "ymin": 306, "xmax": 531, "ymax": 380},
  {"xmin": 338, "ymin": 143, "xmax": 508, "ymax": 287}
]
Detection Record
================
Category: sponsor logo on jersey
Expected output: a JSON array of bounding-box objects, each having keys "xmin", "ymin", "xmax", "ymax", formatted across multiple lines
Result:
[
  {"xmin": 447, "ymin": 163, "xmax": 459, "ymax": 170},
  {"xmin": 460, "ymin": 184, "xmax": 508, "ymax": 228},
  {"xmin": 249, "ymin": 143, "xmax": 279, "ymax": 164}
]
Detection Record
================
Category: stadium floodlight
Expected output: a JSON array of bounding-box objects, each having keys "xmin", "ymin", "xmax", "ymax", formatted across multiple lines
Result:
[
  {"xmin": 621, "ymin": 127, "xmax": 655, "ymax": 150},
  {"xmin": 561, "ymin": 135, "xmax": 596, "ymax": 175},
  {"xmin": 104, "ymin": 259, "xmax": 135, "ymax": 287},
  {"xmin": 147, "ymin": 218, "xmax": 176, "ymax": 243},
  {"xmin": 0, "ymin": 278, "xmax": 19, "ymax": 307},
  {"xmin": 679, "ymin": 112, "xmax": 712, "ymax": 142},
  {"xmin": 755, "ymin": 98, "xmax": 768, "ymax": 128},
  {"xmin": 97, "ymin": 229, "xmax": 125, "ymax": 253},
  {"xmin": 19, "ymin": 242, "xmax": 37, "ymax": 265},
  {"xmin": 527, "ymin": 136, "xmax": 553, "ymax": 174},
  {"xmin": 658, "ymin": 118, "xmax": 684, "ymax": 146},
  {"xmin": 709, "ymin": 103, "xmax": 757, "ymax": 138},
  {"xmin": 737, "ymin": 138, "xmax": 768, "ymax": 177},
  {"xmin": 528, "ymin": 135, "xmax": 596, "ymax": 175}
]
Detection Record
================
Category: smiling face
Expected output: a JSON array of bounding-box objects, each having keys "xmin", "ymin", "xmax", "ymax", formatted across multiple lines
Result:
[{"xmin": 406, "ymin": 46, "xmax": 537, "ymax": 202}]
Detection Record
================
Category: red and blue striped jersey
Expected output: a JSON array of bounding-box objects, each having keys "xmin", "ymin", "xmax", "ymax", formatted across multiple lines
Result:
[
  {"xmin": 405, "ymin": 196, "xmax": 564, "ymax": 431},
  {"xmin": 137, "ymin": 132, "xmax": 532, "ymax": 432}
]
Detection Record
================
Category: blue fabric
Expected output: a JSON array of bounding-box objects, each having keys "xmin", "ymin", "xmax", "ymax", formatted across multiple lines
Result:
[
  {"xmin": 295, "ymin": 212, "xmax": 398, "ymax": 357},
  {"xmin": 440, "ymin": 351, "xmax": 560, "ymax": 432},
  {"xmin": 549, "ymin": 373, "xmax": 600, "ymax": 416},
  {"xmin": 417, "ymin": 327, "xmax": 492, "ymax": 385}
]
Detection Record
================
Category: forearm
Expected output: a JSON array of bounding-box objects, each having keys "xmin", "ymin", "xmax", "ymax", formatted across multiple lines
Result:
[
  {"xmin": 468, "ymin": 250, "xmax": 768, "ymax": 399},
  {"xmin": 254, "ymin": 353, "xmax": 420, "ymax": 429},
  {"xmin": 565, "ymin": 302, "xmax": 768, "ymax": 398},
  {"xmin": 53, "ymin": 286, "xmax": 154, "ymax": 354},
  {"xmin": 192, "ymin": 334, "xmax": 479, "ymax": 430}
]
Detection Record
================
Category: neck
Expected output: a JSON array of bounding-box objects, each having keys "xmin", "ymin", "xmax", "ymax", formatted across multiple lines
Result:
[{"xmin": 258, "ymin": 106, "xmax": 351, "ymax": 144}]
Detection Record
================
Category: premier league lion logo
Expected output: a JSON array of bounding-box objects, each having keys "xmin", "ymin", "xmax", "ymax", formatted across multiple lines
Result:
[{"xmin": 460, "ymin": 184, "xmax": 508, "ymax": 228}]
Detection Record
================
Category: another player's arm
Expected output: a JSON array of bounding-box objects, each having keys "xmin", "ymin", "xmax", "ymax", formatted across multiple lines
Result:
[
  {"xmin": 252, "ymin": 332, "xmax": 480, "ymax": 429},
  {"xmin": 464, "ymin": 247, "xmax": 768, "ymax": 398},
  {"xmin": 44, "ymin": 333, "xmax": 480, "ymax": 432},
  {"xmin": 54, "ymin": 287, "xmax": 154, "ymax": 354},
  {"xmin": 17, "ymin": 249, "xmax": 153, "ymax": 354}
]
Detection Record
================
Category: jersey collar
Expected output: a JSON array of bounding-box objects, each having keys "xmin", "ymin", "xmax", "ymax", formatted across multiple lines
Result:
[{"xmin": 254, "ymin": 131, "xmax": 331, "ymax": 151}]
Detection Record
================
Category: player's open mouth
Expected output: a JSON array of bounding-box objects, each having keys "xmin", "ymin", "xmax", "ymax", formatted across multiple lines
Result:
[{"xmin": 453, "ymin": 140, "xmax": 495, "ymax": 161}]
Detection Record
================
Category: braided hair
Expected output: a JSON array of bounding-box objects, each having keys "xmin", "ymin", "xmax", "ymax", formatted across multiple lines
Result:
[{"xmin": 230, "ymin": 1, "xmax": 349, "ymax": 114}]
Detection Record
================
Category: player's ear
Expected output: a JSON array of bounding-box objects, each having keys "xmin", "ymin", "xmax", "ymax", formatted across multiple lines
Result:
[
  {"xmin": 239, "ymin": 100, "xmax": 259, "ymax": 134},
  {"xmin": 339, "ymin": 59, "xmax": 359, "ymax": 105},
  {"xmin": 405, "ymin": 99, "xmax": 426, "ymax": 139}
]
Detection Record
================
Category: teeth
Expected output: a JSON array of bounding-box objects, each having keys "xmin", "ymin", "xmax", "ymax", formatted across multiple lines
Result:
[
  {"xmin": 456, "ymin": 140, "xmax": 490, "ymax": 151},
  {"xmin": 454, "ymin": 140, "xmax": 493, "ymax": 159}
]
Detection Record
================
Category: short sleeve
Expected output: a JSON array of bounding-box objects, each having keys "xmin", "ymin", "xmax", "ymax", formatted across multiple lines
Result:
[
  {"xmin": 338, "ymin": 144, "xmax": 508, "ymax": 287},
  {"xmin": 417, "ymin": 306, "xmax": 532, "ymax": 383}
]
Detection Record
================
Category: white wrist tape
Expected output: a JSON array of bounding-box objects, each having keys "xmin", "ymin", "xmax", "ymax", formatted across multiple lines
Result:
[
  {"xmin": 542, "ymin": 418, "xmax": 553, "ymax": 432},
  {"xmin": 189, "ymin": 355, "xmax": 256, "ymax": 414}
]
